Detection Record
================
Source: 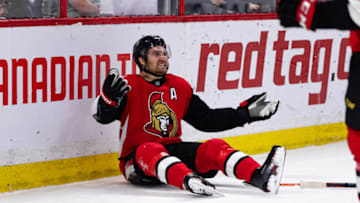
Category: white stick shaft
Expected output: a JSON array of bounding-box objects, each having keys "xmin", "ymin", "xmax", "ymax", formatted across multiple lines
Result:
[{"xmin": 300, "ymin": 181, "xmax": 327, "ymax": 188}]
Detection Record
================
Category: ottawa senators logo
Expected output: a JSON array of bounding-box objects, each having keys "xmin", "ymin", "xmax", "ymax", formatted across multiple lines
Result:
[{"xmin": 144, "ymin": 92, "xmax": 177, "ymax": 138}]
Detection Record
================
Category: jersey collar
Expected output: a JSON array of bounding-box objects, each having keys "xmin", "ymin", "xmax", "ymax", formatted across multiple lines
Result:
[{"xmin": 149, "ymin": 75, "xmax": 166, "ymax": 87}]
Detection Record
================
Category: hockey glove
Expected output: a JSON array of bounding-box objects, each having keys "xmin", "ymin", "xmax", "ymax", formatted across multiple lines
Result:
[
  {"xmin": 239, "ymin": 92, "xmax": 280, "ymax": 122},
  {"xmin": 277, "ymin": 0, "xmax": 317, "ymax": 29},
  {"xmin": 101, "ymin": 68, "xmax": 130, "ymax": 108},
  {"xmin": 124, "ymin": 158, "xmax": 161, "ymax": 186}
]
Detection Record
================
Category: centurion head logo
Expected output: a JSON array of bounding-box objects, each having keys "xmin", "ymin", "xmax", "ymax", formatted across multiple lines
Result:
[{"xmin": 144, "ymin": 92, "xmax": 177, "ymax": 138}]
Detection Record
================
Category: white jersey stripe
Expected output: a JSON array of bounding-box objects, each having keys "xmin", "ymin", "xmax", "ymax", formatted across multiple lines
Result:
[
  {"xmin": 225, "ymin": 151, "xmax": 247, "ymax": 178},
  {"xmin": 157, "ymin": 156, "xmax": 181, "ymax": 184},
  {"xmin": 118, "ymin": 115, "xmax": 129, "ymax": 157}
]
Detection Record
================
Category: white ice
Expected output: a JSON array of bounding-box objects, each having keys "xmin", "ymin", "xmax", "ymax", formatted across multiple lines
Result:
[{"xmin": 0, "ymin": 141, "xmax": 358, "ymax": 203}]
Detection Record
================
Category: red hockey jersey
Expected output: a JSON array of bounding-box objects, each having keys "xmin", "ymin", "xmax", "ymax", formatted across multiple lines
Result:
[{"xmin": 118, "ymin": 74, "xmax": 193, "ymax": 159}]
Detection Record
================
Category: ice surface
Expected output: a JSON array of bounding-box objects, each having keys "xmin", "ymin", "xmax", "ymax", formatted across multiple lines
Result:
[{"xmin": 0, "ymin": 141, "xmax": 358, "ymax": 203}]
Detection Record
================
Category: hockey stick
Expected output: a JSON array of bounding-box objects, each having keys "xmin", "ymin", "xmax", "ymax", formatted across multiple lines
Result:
[{"xmin": 281, "ymin": 181, "xmax": 356, "ymax": 188}]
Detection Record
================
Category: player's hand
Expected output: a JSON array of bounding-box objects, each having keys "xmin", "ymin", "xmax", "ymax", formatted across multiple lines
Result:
[
  {"xmin": 277, "ymin": 0, "xmax": 317, "ymax": 29},
  {"xmin": 238, "ymin": 92, "xmax": 279, "ymax": 122},
  {"xmin": 101, "ymin": 68, "xmax": 130, "ymax": 107}
]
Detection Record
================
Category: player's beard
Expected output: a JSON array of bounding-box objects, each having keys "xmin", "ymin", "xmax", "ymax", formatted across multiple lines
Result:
[
  {"xmin": 143, "ymin": 63, "xmax": 168, "ymax": 77},
  {"xmin": 149, "ymin": 63, "xmax": 168, "ymax": 76},
  {"xmin": 156, "ymin": 63, "xmax": 168, "ymax": 75}
]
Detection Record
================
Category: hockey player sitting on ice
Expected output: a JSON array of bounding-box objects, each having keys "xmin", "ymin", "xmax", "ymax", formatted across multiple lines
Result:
[
  {"xmin": 92, "ymin": 35, "xmax": 286, "ymax": 196},
  {"xmin": 276, "ymin": 0, "xmax": 360, "ymax": 201}
]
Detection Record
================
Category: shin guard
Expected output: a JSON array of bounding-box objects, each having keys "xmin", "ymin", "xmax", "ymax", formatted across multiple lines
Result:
[
  {"xmin": 135, "ymin": 142, "xmax": 193, "ymax": 189},
  {"xmin": 195, "ymin": 138, "xmax": 260, "ymax": 182}
]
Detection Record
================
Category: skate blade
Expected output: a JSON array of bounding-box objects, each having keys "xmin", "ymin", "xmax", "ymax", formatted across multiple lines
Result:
[
  {"xmin": 268, "ymin": 146, "xmax": 286, "ymax": 194},
  {"xmin": 191, "ymin": 181, "xmax": 225, "ymax": 197}
]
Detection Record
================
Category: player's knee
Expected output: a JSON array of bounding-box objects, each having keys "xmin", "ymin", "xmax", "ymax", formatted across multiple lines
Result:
[
  {"xmin": 198, "ymin": 139, "xmax": 230, "ymax": 158},
  {"xmin": 135, "ymin": 142, "xmax": 169, "ymax": 176},
  {"xmin": 203, "ymin": 138, "xmax": 229, "ymax": 149},
  {"xmin": 196, "ymin": 138, "xmax": 233, "ymax": 171}
]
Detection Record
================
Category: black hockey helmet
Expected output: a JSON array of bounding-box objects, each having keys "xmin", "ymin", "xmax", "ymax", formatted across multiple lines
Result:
[{"xmin": 133, "ymin": 35, "xmax": 169, "ymax": 70}]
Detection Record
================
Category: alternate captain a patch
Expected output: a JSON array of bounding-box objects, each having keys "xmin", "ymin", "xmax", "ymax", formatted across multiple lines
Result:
[{"xmin": 144, "ymin": 92, "xmax": 178, "ymax": 138}]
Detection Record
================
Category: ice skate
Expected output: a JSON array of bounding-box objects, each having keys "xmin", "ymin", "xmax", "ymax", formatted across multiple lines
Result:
[
  {"xmin": 183, "ymin": 173, "xmax": 223, "ymax": 196},
  {"xmin": 249, "ymin": 145, "xmax": 286, "ymax": 194}
]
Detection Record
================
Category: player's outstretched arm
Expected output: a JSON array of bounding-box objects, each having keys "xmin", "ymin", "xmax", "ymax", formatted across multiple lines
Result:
[
  {"xmin": 238, "ymin": 92, "xmax": 279, "ymax": 122},
  {"xmin": 277, "ymin": 0, "xmax": 360, "ymax": 30},
  {"xmin": 92, "ymin": 68, "xmax": 130, "ymax": 124},
  {"xmin": 183, "ymin": 92, "xmax": 279, "ymax": 132}
]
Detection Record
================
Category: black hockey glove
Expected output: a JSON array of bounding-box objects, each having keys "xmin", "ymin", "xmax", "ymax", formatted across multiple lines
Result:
[
  {"xmin": 277, "ymin": 0, "xmax": 317, "ymax": 29},
  {"xmin": 238, "ymin": 92, "xmax": 280, "ymax": 122},
  {"xmin": 101, "ymin": 68, "xmax": 130, "ymax": 108},
  {"xmin": 124, "ymin": 158, "xmax": 161, "ymax": 185}
]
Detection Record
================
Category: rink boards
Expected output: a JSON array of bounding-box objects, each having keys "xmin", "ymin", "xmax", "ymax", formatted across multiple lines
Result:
[{"xmin": 0, "ymin": 19, "xmax": 350, "ymax": 192}]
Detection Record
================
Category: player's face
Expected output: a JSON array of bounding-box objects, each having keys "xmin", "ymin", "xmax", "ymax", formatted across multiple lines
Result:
[{"xmin": 145, "ymin": 46, "xmax": 169, "ymax": 76}]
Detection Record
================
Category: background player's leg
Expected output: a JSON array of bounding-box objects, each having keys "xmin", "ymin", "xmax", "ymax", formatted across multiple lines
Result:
[
  {"xmin": 345, "ymin": 50, "xmax": 360, "ymax": 202},
  {"xmin": 347, "ymin": 127, "xmax": 360, "ymax": 201}
]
